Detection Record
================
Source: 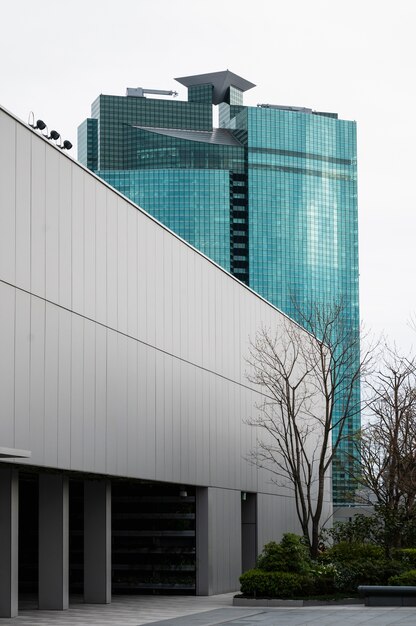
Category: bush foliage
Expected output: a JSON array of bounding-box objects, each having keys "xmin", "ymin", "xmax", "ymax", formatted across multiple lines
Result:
[
  {"xmin": 331, "ymin": 559, "xmax": 402, "ymax": 594},
  {"xmin": 394, "ymin": 548, "xmax": 416, "ymax": 569},
  {"xmin": 256, "ymin": 533, "xmax": 311, "ymax": 574},
  {"xmin": 323, "ymin": 507, "xmax": 416, "ymax": 554},
  {"xmin": 318, "ymin": 540, "xmax": 403, "ymax": 593},
  {"xmin": 239, "ymin": 569, "xmax": 312, "ymax": 598},
  {"xmin": 388, "ymin": 569, "xmax": 416, "ymax": 586},
  {"xmin": 240, "ymin": 532, "xmax": 416, "ymax": 598},
  {"xmin": 322, "ymin": 541, "xmax": 384, "ymax": 562}
]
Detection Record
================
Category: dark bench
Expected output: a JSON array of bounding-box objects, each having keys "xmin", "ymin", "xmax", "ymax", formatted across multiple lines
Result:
[{"xmin": 358, "ymin": 585, "xmax": 416, "ymax": 606}]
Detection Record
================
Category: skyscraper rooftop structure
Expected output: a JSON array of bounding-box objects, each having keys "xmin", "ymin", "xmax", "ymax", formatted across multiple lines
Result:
[{"xmin": 78, "ymin": 70, "xmax": 359, "ymax": 504}]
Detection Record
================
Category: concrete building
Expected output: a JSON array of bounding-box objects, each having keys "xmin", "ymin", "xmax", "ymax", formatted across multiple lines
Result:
[
  {"xmin": 0, "ymin": 104, "xmax": 331, "ymax": 618},
  {"xmin": 78, "ymin": 71, "xmax": 359, "ymax": 504}
]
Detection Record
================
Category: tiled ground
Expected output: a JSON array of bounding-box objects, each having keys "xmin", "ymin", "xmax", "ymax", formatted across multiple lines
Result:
[
  {"xmin": 2, "ymin": 596, "xmax": 416, "ymax": 626},
  {"xmin": 0, "ymin": 593, "xmax": 235, "ymax": 626},
  {"xmin": 151, "ymin": 607, "xmax": 416, "ymax": 625}
]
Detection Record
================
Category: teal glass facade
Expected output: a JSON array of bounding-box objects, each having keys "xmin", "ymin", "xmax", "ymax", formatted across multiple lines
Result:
[
  {"xmin": 99, "ymin": 169, "xmax": 232, "ymax": 269},
  {"xmin": 78, "ymin": 118, "xmax": 98, "ymax": 170},
  {"xmin": 78, "ymin": 72, "xmax": 359, "ymax": 504}
]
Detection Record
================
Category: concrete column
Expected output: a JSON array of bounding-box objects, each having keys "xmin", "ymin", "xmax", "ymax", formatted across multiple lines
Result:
[
  {"xmin": 196, "ymin": 487, "xmax": 209, "ymax": 595},
  {"xmin": 38, "ymin": 474, "xmax": 69, "ymax": 610},
  {"xmin": 0, "ymin": 468, "xmax": 19, "ymax": 617},
  {"xmin": 241, "ymin": 492, "xmax": 257, "ymax": 572},
  {"xmin": 196, "ymin": 487, "xmax": 242, "ymax": 595},
  {"xmin": 84, "ymin": 480, "xmax": 111, "ymax": 604}
]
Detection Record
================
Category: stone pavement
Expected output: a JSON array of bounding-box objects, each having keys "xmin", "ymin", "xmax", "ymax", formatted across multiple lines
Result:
[
  {"xmin": 150, "ymin": 606, "xmax": 416, "ymax": 625},
  {"xmin": 0, "ymin": 594, "xmax": 234, "ymax": 626},
  {"xmin": 1, "ymin": 595, "xmax": 416, "ymax": 626}
]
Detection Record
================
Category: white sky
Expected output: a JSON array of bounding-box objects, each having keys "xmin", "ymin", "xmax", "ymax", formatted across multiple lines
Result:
[{"xmin": 1, "ymin": 0, "xmax": 415, "ymax": 352}]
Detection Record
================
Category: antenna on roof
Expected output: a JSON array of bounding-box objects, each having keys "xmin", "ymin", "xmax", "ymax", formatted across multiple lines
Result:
[{"xmin": 126, "ymin": 87, "xmax": 178, "ymax": 98}]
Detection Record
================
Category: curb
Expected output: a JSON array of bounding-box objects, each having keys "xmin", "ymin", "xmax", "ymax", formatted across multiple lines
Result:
[{"xmin": 233, "ymin": 597, "xmax": 363, "ymax": 607}]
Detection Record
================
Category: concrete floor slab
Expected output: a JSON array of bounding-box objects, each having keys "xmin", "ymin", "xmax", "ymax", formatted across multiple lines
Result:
[
  {"xmin": 2, "ymin": 595, "xmax": 416, "ymax": 625},
  {"xmin": 0, "ymin": 593, "xmax": 235, "ymax": 626}
]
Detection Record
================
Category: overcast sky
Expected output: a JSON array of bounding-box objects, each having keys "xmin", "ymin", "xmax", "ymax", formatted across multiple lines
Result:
[{"xmin": 1, "ymin": 0, "xmax": 415, "ymax": 352}]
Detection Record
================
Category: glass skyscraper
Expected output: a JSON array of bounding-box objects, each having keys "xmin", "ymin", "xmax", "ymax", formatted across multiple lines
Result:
[{"xmin": 78, "ymin": 71, "xmax": 359, "ymax": 504}]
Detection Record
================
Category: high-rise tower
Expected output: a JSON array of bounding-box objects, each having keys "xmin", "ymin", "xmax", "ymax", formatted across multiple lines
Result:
[{"xmin": 78, "ymin": 71, "xmax": 359, "ymax": 504}]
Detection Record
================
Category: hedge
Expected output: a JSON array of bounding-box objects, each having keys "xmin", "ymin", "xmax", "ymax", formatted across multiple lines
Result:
[
  {"xmin": 389, "ymin": 569, "xmax": 416, "ymax": 586},
  {"xmin": 256, "ymin": 534, "xmax": 311, "ymax": 574},
  {"xmin": 239, "ymin": 569, "xmax": 312, "ymax": 598},
  {"xmin": 394, "ymin": 548, "xmax": 416, "ymax": 569},
  {"xmin": 321, "ymin": 541, "xmax": 384, "ymax": 563}
]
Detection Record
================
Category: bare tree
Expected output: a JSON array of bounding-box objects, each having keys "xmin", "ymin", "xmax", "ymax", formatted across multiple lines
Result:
[
  {"xmin": 356, "ymin": 348, "xmax": 416, "ymax": 516},
  {"xmin": 246, "ymin": 302, "xmax": 370, "ymax": 558}
]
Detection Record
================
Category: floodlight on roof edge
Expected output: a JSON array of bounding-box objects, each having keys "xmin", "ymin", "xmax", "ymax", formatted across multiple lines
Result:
[
  {"xmin": 27, "ymin": 112, "xmax": 73, "ymax": 150},
  {"xmin": 48, "ymin": 129, "xmax": 60, "ymax": 141},
  {"xmin": 59, "ymin": 139, "xmax": 73, "ymax": 151},
  {"xmin": 28, "ymin": 111, "xmax": 48, "ymax": 134}
]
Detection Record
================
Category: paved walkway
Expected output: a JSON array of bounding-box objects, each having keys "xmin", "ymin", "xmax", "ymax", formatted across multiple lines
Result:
[
  {"xmin": 1, "ymin": 595, "xmax": 416, "ymax": 625},
  {"xmin": 0, "ymin": 594, "xmax": 233, "ymax": 626},
  {"xmin": 151, "ymin": 606, "xmax": 416, "ymax": 625}
]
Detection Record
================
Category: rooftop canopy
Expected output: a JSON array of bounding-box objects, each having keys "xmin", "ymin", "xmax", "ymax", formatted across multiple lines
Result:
[
  {"xmin": 133, "ymin": 126, "xmax": 243, "ymax": 147},
  {"xmin": 175, "ymin": 70, "xmax": 255, "ymax": 105}
]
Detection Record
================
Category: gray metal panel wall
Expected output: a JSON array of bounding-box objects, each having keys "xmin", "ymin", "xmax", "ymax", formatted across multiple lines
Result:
[{"xmin": 0, "ymin": 106, "xmax": 331, "ymax": 519}]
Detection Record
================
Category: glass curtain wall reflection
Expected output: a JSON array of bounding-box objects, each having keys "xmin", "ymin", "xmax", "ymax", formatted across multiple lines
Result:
[{"xmin": 78, "ymin": 71, "xmax": 359, "ymax": 504}]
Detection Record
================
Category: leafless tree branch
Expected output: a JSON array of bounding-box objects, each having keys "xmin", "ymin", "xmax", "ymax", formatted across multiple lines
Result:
[{"xmin": 245, "ymin": 301, "xmax": 373, "ymax": 557}]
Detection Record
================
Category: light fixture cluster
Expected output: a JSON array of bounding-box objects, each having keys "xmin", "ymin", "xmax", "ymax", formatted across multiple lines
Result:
[{"xmin": 28, "ymin": 112, "xmax": 72, "ymax": 150}]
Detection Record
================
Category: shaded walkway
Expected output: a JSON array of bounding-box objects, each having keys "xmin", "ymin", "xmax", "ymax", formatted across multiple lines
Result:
[
  {"xmin": 0, "ymin": 593, "xmax": 234, "ymax": 626},
  {"xmin": 2, "ymin": 594, "xmax": 416, "ymax": 626}
]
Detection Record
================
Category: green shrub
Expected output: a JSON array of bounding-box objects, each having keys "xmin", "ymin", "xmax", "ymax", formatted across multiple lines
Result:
[
  {"xmin": 256, "ymin": 534, "xmax": 311, "ymax": 574},
  {"xmin": 333, "ymin": 561, "xmax": 376, "ymax": 593},
  {"xmin": 249, "ymin": 536, "xmax": 408, "ymax": 597},
  {"xmin": 309, "ymin": 562, "xmax": 337, "ymax": 595},
  {"xmin": 318, "ymin": 542, "xmax": 403, "ymax": 594},
  {"xmin": 322, "ymin": 541, "xmax": 384, "ymax": 563},
  {"xmin": 322, "ymin": 507, "xmax": 416, "ymax": 552},
  {"xmin": 394, "ymin": 548, "xmax": 416, "ymax": 569},
  {"xmin": 332, "ymin": 559, "xmax": 402, "ymax": 594},
  {"xmin": 381, "ymin": 559, "xmax": 407, "ymax": 580},
  {"xmin": 323, "ymin": 514, "xmax": 383, "ymax": 546},
  {"xmin": 239, "ymin": 569, "xmax": 312, "ymax": 598},
  {"xmin": 389, "ymin": 569, "xmax": 416, "ymax": 586}
]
